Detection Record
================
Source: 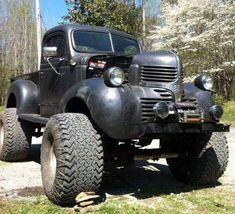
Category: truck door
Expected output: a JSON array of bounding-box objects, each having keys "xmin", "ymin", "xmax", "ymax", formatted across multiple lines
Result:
[{"xmin": 40, "ymin": 32, "xmax": 71, "ymax": 117}]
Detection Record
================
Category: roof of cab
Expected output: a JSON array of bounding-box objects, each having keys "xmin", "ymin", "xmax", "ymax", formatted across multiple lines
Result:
[{"xmin": 44, "ymin": 24, "xmax": 135, "ymax": 39}]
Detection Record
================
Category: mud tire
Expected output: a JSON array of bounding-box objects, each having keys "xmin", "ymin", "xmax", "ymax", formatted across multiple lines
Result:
[
  {"xmin": 41, "ymin": 113, "xmax": 104, "ymax": 206},
  {"xmin": 0, "ymin": 108, "xmax": 31, "ymax": 161},
  {"xmin": 165, "ymin": 132, "xmax": 229, "ymax": 185}
]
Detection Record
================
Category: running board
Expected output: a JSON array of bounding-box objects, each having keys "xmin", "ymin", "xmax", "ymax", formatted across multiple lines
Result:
[{"xmin": 19, "ymin": 114, "xmax": 49, "ymax": 125}]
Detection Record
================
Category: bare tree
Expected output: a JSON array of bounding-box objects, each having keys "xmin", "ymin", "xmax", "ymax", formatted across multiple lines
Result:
[{"xmin": 0, "ymin": 0, "xmax": 37, "ymax": 105}]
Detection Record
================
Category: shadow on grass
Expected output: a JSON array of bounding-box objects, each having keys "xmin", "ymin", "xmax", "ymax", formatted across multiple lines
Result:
[{"xmin": 101, "ymin": 161, "xmax": 221, "ymax": 200}]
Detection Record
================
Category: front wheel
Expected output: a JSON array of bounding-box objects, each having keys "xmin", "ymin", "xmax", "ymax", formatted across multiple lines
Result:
[
  {"xmin": 164, "ymin": 132, "xmax": 229, "ymax": 185},
  {"xmin": 41, "ymin": 113, "xmax": 104, "ymax": 206}
]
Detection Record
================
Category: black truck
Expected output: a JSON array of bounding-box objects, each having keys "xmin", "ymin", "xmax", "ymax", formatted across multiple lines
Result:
[{"xmin": 0, "ymin": 24, "xmax": 229, "ymax": 206}]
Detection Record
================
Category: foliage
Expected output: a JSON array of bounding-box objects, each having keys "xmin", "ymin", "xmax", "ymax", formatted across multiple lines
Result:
[
  {"xmin": 63, "ymin": 0, "xmax": 143, "ymax": 38},
  {"xmin": 141, "ymin": 0, "xmax": 161, "ymax": 51},
  {"xmin": 0, "ymin": 0, "xmax": 37, "ymax": 105},
  {"xmin": 150, "ymin": 0, "xmax": 235, "ymax": 100},
  {"xmin": 221, "ymin": 100, "xmax": 235, "ymax": 125}
]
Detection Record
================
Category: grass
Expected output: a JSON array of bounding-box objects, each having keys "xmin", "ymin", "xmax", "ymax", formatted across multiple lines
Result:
[
  {"xmin": 99, "ymin": 186, "xmax": 235, "ymax": 214},
  {"xmin": 0, "ymin": 186, "xmax": 234, "ymax": 214},
  {"xmin": 221, "ymin": 101, "xmax": 235, "ymax": 125},
  {"xmin": 0, "ymin": 197, "xmax": 74, "ymax": 214},
  {"xmin": 0, "ymin": 106, "xmax": 3, "ymax": 112}
]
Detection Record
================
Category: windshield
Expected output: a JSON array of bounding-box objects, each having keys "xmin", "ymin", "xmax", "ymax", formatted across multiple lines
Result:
[
  {"xmin": 73, "ymin": 30, "xmax": 140, "ymax": 55},
  {"xmin": 112, "ymin": 34, "xmax": 140, "ymax": 55},
  {"xmin": 73, "ymin": 31, "xmax": 112, "ymax": 52}
]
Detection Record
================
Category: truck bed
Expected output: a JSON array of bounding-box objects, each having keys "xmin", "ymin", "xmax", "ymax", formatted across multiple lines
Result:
[{"xmin": 11, "ymin": 71, "xmax": 39, "ymax": 85}]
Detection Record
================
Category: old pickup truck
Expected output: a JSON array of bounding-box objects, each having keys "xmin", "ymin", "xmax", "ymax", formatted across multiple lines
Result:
[{"xmin": 0, "ymin": 24, "xmax": 229, "ymax": 206}]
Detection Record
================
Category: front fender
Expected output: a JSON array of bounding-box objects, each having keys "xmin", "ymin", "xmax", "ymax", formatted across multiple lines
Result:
[
  {"xmin": 59, "ymin": 78, "xmax": 140, "ymax": 139},
  {"xmin": 6, "ymin": 80, "xmax": 38, "ymax": 114},
  {"xmin": 183, "ymin": 83, "xmax": 215, "ymax": 120}
]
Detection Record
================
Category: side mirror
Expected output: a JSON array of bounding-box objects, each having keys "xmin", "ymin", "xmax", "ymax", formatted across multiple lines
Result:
[{"xmin": 43, "ymin": 47, "xmax": 58, "ymax": 58}]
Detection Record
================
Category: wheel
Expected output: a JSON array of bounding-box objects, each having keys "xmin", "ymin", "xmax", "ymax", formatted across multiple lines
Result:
[
  {"xmin": 0, "ymin": 108, "xmax": 32, "ymax": 161},
  {"xmin": 41, "ymin": 113, "xmax": 104, "ymax": 206},
  {"xmin": 163, "ymin": 132, "xmax": 228, "ymax": 185}
]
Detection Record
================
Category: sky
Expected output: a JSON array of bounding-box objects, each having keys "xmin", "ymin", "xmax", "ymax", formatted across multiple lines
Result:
[{"xmin": 41, "ymin": 0, "xmax": 67, "ymax": 28}]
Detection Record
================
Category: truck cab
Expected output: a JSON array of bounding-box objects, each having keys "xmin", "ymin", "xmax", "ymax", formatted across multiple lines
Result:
[{"xmin": 39, "ymin": 25, "xmax": 141, "ymax": 117}]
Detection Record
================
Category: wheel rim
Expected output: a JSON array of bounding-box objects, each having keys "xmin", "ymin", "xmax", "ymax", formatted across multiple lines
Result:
[
  {"xmin": 49, "ymin": 136, "xmax": 56, "ymax": 183},
  {"xmin": 43, "ymin": 131, "xmax": 57, "ymax": 190},
  {"xmin": 0, "ymin": 120, "xmax": 4, "ymax": 152}
]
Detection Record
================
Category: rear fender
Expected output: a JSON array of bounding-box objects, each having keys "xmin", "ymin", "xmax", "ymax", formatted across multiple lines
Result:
[{"xmin": 5, "ymin": 80, "xmax": 39, "ymax": 114}]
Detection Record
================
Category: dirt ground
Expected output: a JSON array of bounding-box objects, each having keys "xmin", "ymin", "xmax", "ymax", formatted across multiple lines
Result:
[{"xmin": 0, "ymin": 128, "xmax": 234, "ymax": 200}]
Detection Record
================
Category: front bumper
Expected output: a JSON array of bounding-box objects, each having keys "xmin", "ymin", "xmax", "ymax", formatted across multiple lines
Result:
[{"xmin": 141, "ymin": 122, "xmax": 230, "ymax": 137}]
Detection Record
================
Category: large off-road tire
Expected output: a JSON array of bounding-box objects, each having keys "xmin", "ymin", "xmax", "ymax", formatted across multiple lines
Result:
[
  {"xmin": 164, "ymin": 132, "xmax": 228, "ymax": 185},
  {"xmin": 0, "ymin": 108, "xmax": 32, "ymax": 161},
  {"xmin": 41, "ymin": 113, "xmax": 104, "ymax": 206}
]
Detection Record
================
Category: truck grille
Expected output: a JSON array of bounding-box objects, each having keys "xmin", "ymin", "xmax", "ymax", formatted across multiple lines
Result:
[
  {"xmin": 181, "ymin": 96, "xmax": 198, "ymax": 105},
  {"xmin": 141, "ymin": 88, "xmax": 173, "ymax": 122},
  {"xmin": 140, "ymin": 65, "xmax": 178, "ymax": 85}
]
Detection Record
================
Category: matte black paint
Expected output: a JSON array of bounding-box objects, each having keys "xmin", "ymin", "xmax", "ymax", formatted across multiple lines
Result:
[
  {"xmin": 6, "ymin": 80, "xmax": 38, "ymax": 114},
  {"xmin": 60, "ymin": 78, "xmax": 141, "ymax": 139},
  {"xmin": 5, "ymin": 24, "xmax": 229, "ymax": 140},
  {"xmin": 129, "ymin": 51, "xmax": 182, "ymax": 101},
  {"xmin": 183, "ymin": 83, "xmax": 215, "ymax": 120},
  {"xmin": 59, "ymin": 78, "xmax": 223, "ymax": 139}
]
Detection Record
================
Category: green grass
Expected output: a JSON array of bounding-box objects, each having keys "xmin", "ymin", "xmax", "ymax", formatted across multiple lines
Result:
[
  {"xmin": 0, "ymin": 106, "xmax": 4, "ymax": 112},
  {"xmin": 221, "ymin": 101, "xmax": 235, "ymax": 125},
  {"xmin": 0, "ymin": 197, "xmax": 74, "ymax": 214},
  {"xmin": 99, "ymin": 187, "xmax": 235, "ymax": 214},
  {"xmin": 1, "ymin": 186, "xmax": 234, "ymax": 214}
]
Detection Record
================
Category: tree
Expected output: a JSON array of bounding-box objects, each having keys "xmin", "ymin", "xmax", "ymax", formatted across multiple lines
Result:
[
  {"xmin": 150, "ymin": 0, "xmax": 235, "ymax": 100},
  {"xmin": 63, "ymin": 0, "xmax": 142, "ymax": 38},
  {"xmin": 141, "ymin": 0, "xmax": 161, "ymax": 51},
  {"xmin": 0, "ymin": 0, "xmax": 37, "ymax": 105}
]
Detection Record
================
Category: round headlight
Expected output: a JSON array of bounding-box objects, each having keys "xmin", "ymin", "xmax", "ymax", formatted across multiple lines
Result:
[
  {"xmin": 153, "ymin": 102, "xmax": 170, "ymax": 119},
  {"xmin": 104, "ymin": 67, "xmax": 124, "ymax": 87},
  {"xmin": 194, "ymin": 74, "xmax": 213, "ymax": 91},
  {"xmin": 210, "ymin": 105, "xmax": 224, "ymax": 120}
]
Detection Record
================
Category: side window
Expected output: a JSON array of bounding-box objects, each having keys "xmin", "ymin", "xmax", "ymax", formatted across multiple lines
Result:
[{"xmin": 45, "ymin": 34, "xmax": 66, "ymax": 57}]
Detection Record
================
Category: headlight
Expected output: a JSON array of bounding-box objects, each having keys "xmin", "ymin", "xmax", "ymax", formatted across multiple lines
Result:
[
  {"xmin": 153, "ymin": 102, "xmax": 170, "ymax": 119},
  {"xmin": 104, "ymin": 67, "xmax": 124, "ymax": 87},
  {"xmin": 194, "ymin": 74, "xmax": 213, "ymax": 91},
  {"xmin": 210, "ymin": 105, "xmax": 224, "ymax": 120}
]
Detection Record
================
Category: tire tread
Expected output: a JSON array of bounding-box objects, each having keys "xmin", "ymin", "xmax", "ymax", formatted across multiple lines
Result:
[
  {"xmin": 41, "ymin": 113, "xmax": 104, "ymax": 206},
  {"xmin": 0, "ymin": 108, "xmax": 31, "ymax": 161}
]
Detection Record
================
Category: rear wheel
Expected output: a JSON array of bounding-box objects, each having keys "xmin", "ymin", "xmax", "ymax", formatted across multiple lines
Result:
[
  {"xmin": 41, "ymin": 113, "xmax": 104, "ymax": 206},
  {"xmin": 0, "ymin": 108, "xmax": 32, "ymax": 161},
  {"xmin": 163, "ymin": 132, "xmax": 229, "ymax": 185}
]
